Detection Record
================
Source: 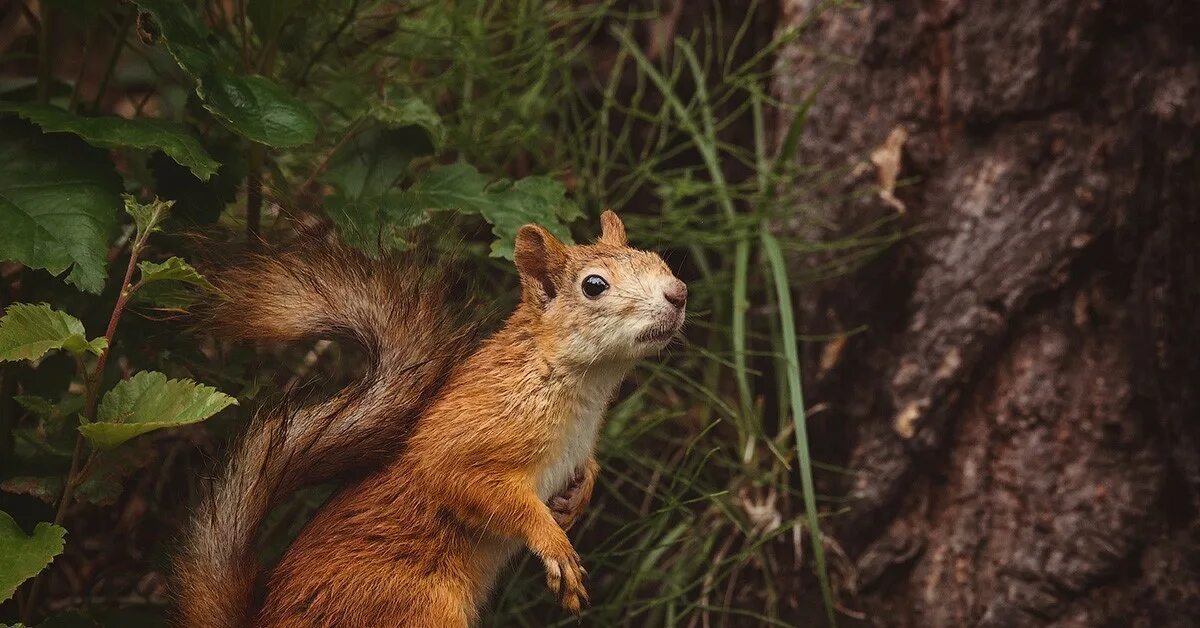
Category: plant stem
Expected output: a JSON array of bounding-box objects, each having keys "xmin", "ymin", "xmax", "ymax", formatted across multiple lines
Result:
[
  {"xmin": 237, "ymin": 0, "xmax": 252, "ymax": 72},
  {"xmin": 90, "ymin": 9, "xmax": 135, "ymax": 113},
  {"xmin": 67, "ymin": 25, "xmax": 96, "ymax": 113},
  {"xmin": 20, "ymin": 232, "xmax": 146, "ymax": 624},
  {"xmin": 36, "ymin": 3, "xmax": 53, "ymax": 103},
  {"xmin": 246, "ymin": 144, "xmax": 265, "ymax": 245},
  {"xmin": 296, "ymin": 0, "xmax": 360, "ymax": 89},
  {"xmin": 0, "ymin": 267, "xmax": 24, "ymax": 464}
]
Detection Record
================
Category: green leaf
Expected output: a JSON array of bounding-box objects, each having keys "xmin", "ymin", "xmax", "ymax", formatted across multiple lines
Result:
[
  {"xmin": 402, "ymin": 164, "xmax": 579, "ymax": 259},
  {"xmin": 13, "ymin": 395, "xmax": 56, "ymax": 417},
  {"xmin": 370, "ymin": 95, "xmax": 445, "ymax": 151},
  {"xmin": 132, "ymin": 0, "xmax": 316, "ymax": 147},
  {"xmin": 124, "ymin": 195, "xmax": 173, "ymax": 241},
  {"xmin": 136, "ymin": 257, "xmax": 213, "ymax": 290},
  {"xmin": 0, "ymin": 118, "xmax": 121, "ymax": 293},
  {"xmin": 322, "ymin": 126, "xmax": 437, "ymax": 254},
  {"xmin": 200, "ymin": 74, "xmax": 317, "ymax": 148},
  {"xmin": 0, "ymin": 103, "xmax": 219, "ymax": 180},
  {"xmin": 0, "ymin": 510, "xmax": 66, "ymax": 603},
  {"xmin": 14, "ymin": 394, "xmax": 83, "ymax": 434},
  {"xmin": 0, "ymin": 303, "xmax": 106, "ymax": 362},
  {"xmin": 75, "ymin": 444, "xmax": 156, "ymax": 506},
  {"xmin": 327, "ymin": 160, "xmax": 580, "ymax": 259},
  {"xmin": 78, "ymin": 371, "xmax": 237, "ymax": 449},
  {"xmin": 132, "ymin": 282, "xmax": 201, "ymax": 309}
]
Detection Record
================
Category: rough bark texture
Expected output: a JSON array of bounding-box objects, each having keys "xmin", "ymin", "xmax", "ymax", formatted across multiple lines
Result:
[{"xmin": 773, "ymin": 1, "xmax": 1200, "ymax": 625}]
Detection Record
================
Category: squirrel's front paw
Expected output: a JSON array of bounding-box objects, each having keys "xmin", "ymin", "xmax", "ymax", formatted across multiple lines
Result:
[
  {"xmin": 543, "ymin": 549, "xmax": 589, "ymax": 614},
  {"xmin": 549, "ymin": 473, "xmax": 587, "ymax": 530}
]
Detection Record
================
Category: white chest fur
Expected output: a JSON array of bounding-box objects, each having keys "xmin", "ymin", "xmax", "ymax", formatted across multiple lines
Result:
[{"xmin": 534, "ymin": 370, "xmax": 623, "ymax": 501}]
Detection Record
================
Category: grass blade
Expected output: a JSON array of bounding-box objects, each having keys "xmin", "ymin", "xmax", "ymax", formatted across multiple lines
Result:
[{"xmin": 761, "ymin": 228, "xmax": 837, "ymax": 628}]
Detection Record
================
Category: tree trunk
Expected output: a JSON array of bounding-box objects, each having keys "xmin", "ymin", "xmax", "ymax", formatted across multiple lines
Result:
[{"xmin": 773, "ymin": 1, "xmax": 1200, "ymax": 625}]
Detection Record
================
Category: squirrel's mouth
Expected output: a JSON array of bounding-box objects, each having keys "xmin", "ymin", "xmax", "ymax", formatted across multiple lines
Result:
[{"xmin": 636, "ymin": 314, "xmax": 683, "ymax": 344}]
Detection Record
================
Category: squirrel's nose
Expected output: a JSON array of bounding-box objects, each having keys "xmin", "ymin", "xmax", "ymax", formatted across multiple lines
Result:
[{"xmin": 663, "ymin": 280, "xmax": 687, "ymax": 310}]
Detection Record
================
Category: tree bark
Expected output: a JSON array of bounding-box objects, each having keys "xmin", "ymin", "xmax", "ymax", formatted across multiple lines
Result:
[{"xmin": 773, "ymin": 0, "xmax": 1200, "ymax": 625}]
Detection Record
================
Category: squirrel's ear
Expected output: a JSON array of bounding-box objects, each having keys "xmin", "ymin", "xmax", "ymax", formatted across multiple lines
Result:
[
  {"xmin": 515, "ymin": 224, "xmax": 567, "ymax": 306},
  {"xmin": 598, "ymin": 210, "xmax": 627, "ymax": 247}
]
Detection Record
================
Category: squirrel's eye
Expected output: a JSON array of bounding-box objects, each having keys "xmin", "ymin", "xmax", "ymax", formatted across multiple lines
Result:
[{"xmin": 581, "ymin": 274, "xmax": 609, "ymax": 298}]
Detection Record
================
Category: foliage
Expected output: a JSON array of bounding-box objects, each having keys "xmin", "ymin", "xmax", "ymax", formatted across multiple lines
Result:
[
  {"xmin": 0, "ymin": 305, "xmax": 107, "ymax": 362},
  {"xmin": 0, "ymin": 512, "xmax": 64, "ymax": 604},
  {"xmin": 0, "ymin": 0, "xmax": 886, "ymax": 625},
  {"xmin": 0, "ymin": 120, "xmax": 120, "ymax": 293}
]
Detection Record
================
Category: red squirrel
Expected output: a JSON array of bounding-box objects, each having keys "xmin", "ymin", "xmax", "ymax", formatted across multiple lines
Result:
[{"xmin": 175, "ymin": 211, "xmax": 687, "ymax": 626}]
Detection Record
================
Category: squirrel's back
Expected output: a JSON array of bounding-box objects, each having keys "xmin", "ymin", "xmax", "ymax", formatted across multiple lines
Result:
[{"xmin": 175, "ymin": 211, "xmax": 686, "ymax": 627}]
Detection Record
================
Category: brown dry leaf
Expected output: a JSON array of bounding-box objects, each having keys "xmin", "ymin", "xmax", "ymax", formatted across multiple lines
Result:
[
  {"xmin": 819, "ymin": 334, "xmax": 848, "ymax": 376},
  {"xmin": 870, "ymin": 125, "xmax": 909, "ymax": 212}
]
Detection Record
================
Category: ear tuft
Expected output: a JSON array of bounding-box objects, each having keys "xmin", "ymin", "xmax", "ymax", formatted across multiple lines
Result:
[
  {"xmin": 514, "ymin": 224, "xmax": 567, "ymax": 306},
  {"xmin": 599, "ymin": 210, "xmax": 627, "ymax": 247}
]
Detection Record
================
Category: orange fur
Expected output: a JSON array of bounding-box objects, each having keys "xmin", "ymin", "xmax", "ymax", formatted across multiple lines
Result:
[{"xmin": 176, "ymin": 212, "xmax": 686, "ymax": 627}]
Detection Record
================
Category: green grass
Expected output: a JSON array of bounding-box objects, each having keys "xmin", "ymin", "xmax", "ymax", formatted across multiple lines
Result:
[
  {"xmin": 0, "ymin": 0, "xmax": 897, "ymax": 625},
  {"xmin": 485, "ymin": 1, "xmax": 883, "ymax": 624}
]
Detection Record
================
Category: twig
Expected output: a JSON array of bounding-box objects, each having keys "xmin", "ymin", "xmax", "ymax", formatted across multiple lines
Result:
[
  {"xmin": 36, "ymin": 3, "xmax": 53, "ymax": 103},
  {"xmin": 20, "ymin": 215, "xmax": 151, "ymax": 623},
  {"xmin": 90, "ymin": 9, "xmax": 135, "ymax": 113},
  {"xmin": 67, "ymin": 25, "xmax": 96, "ymax": 113},
  {"xmin": 296, "ymin": 0, "xmax": 360, "ymax": 88},
  {"xmin": 246, "ymin": 144, "xmax": 265, "ymax": 245},
  {"xmin": 237, "ymin": 0, "xmax": 251, "ymax": 72}
]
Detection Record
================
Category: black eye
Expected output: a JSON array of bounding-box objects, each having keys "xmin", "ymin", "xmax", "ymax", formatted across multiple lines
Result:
[{"xmin": 581, "ymin": 274, "xmax": 609, "ymax": 298}]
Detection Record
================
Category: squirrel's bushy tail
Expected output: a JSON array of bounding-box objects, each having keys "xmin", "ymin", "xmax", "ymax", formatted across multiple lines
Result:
[{"xmin": 174, "ymin": 244, "xmax": 475, "ymax": 628}]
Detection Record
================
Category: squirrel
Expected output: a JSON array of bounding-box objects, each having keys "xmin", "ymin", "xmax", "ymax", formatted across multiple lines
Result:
[{"xmin": 175, "ymin": 211, "xmax": 688, "ymax": 627}]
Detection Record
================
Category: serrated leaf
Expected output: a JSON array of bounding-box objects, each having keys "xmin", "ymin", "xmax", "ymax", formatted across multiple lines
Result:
[
  {"xmin": 370, "ymin": 96, "xmax": 445, "ymax": 151},
  {"xmin": 13, "ymin": 395, "xmax": 55, "ymax": 417},
  {"xmin": 0, "ymin": 510, "xmax": 66, "ymax": 602},
  {"xmin": 14, "ymin": 394, "xmax": 83, "ymax": 436},
  {"xmin": 133, "ymin": 0, "xmax": 316, "ymax": 148},
  {"xmin": 136, "ymin": 257, "xmax": 213, "ymax": 290},
  {"xmin": 0, "ymin": 476, "xmax": 62, "ymax": 504},
  {"xmin": 78, "ymin": 371, "xmax": 237, "ymax": 449},
  {"xmin": 321, "ymin": 126, "xmax": 437, "ymax": 254},
  {"xmin": 124, "ymin": 195, "xmax": 173, "ymax": 240},
  {"xmin": 12, "ymin": 426, "xmax": 75, "ymax": 462},
  {"xmin": 402, "ymin": 164, "xmax": 579, "ymax": 259},
  {"xmin": 0, "ymin": 303, "xmax": 106, "ymax": 362},
  {"xmin": 200, "ymin": 74, "xmax": 317, "ymax": 148},
  {"xmin": 14, "ymin": 395, "xmax": 83, "ymax": 418},
  {"xmin": 0, "ymin": 103, "xmax": 218, "ymax": 180},
  {"xmin": 132, "ymin": 281, "xmax": 200, "ymax": 309},
  {"xmin": 74, "ymin": 445, "xmax": 156, "ymax": 506},
  {"xmin": 328, "ymin": 159, "xmax": 579, "ymax": 259},
  {"xmin": 0, "ymin": 118, "xmax": 121, "ymax": 293}
]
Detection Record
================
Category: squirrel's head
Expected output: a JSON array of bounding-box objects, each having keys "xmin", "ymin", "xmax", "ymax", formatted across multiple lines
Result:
[{"xmin": 514, "ymin": 210, "xmax": 686, "ymax": 367}]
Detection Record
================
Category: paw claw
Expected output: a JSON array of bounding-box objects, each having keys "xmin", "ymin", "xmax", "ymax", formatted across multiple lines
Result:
[{"xmin": 542, "ymin": 549, "xmax": 588, "ymax": 615}]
